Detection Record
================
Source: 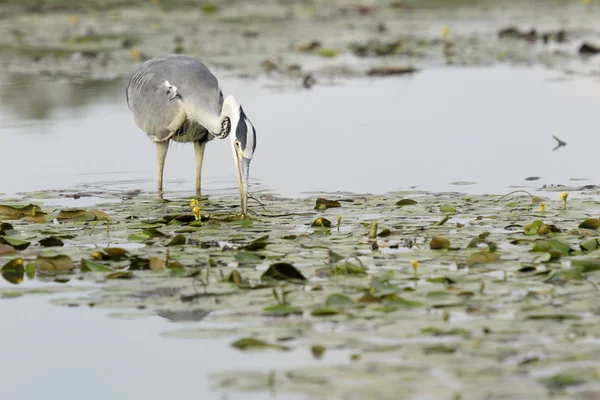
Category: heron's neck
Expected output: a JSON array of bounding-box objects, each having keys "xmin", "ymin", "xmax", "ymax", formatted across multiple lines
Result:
[{"xmin": 190, "ymin": 95, "xmax": 239, "ymax": 138}]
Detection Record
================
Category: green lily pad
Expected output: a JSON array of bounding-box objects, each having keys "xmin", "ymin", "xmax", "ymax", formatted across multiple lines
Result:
[
  {"xmin": 0, "ymin": 237, "xmax": 30, "ymax": 250},
  {"xmin": 80, "ymin": 259, "xmax": 113, "ymax": 272},
  {"xmin": 261, "ymin": 263, "xmax": 307, "ymax": 283},
  {"xmin": 430, "ymin": 236, "xmax": 450, "ymax": 250},
  {"xmin": 231, "ymin": 337, "xmax": 290, "ymax": 351},
  {"xmin": 315, "ymin": 198, "xmax": 341, "ymax": 210},
  {"xmin": 263, "ymin": 305, "xmax": 303, "ymax": 316},
  {"xmin": 34, "ymin": 255, "xmax": 73, "ymax": 272},
  {"xmin": 1, "ymin": 258, "xmax": 25, "ymax": 284},
  {"xmin": 396, "ymin": 199, "xmax": 417, "ymax": 207}
]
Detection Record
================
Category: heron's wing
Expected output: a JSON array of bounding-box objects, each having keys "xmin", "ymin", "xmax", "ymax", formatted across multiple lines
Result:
[{"xmin": 126, "ymin": 54, "xmax": 223, "ymax": 142}]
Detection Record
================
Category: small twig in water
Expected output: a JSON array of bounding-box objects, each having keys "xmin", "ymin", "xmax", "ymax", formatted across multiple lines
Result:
[
  {"xmin": 248, "ymin": 193, "xmax": 268, "ymax": 212},
  {"xmin": 495, "ymin": 190, "xmax": 541, "ymax": 203},
  {"xmin": 88, "ymin": 218, "xmax": 110, "ymax": 236}
]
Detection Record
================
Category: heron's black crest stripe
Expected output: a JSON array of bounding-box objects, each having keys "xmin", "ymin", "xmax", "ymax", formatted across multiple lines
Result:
[{"xmin": 236, "ymin": 107, "xmax": 248, "ymax": 150}]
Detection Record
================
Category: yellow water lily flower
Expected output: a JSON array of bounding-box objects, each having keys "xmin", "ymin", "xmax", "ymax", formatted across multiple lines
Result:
[
  {"xmin": 129, "ymin": 48, "xmax": 141, "ymax": 62},
  {"xmin": 190, "ymin": 199, "xmax": 198, "ymax": 208},
  {"xmin": 410, "ymin": 260, "xmax": 419, "ymax": 273},
  {"xmin": 560, "ymin": 191, "xmax": 568, "ymax": 210},
  {"xmin": 441, "ymin": 26, "xmax": 449, "ymax": 40},
  {"xmin": 584, "ymin": 0, "xmax": 591, "ymax": 5},
  {"xmin": 559, "ymin": 192, "xmax": 568, "ymax": 201},
  {"xmin": 538, "ymin": 203, "xmax": 546, "ymax": 212},
  {"xmin": 193, "ymin": 206, "xmax": 201, "ymax": 221},
  {"xmin": 69, "ymin": 14, "xmax": 78, "ymax": 26}
]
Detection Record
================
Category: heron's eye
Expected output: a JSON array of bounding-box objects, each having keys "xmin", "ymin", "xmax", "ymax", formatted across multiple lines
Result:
[{"xmin": 235, "ymin": 141, "xmax": 241, "ymax": 148}]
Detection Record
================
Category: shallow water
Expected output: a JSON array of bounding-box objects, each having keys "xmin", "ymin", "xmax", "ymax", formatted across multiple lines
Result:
[
  {"xmin": 3, "ymin": 66, "xmax": 600, "ymax": 399},
  {"xmin": 1, "ymin": 293, "xmax": 349, "ymax": 400},
  {"xmin": 2, "ymin": 66, "xmax": 600, "ymax": 201}
]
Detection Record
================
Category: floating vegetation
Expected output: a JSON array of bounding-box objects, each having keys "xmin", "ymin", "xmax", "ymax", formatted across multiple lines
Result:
[{"xmin": 2, "ymin": 187, "xmax": 600, "ymax": 398}]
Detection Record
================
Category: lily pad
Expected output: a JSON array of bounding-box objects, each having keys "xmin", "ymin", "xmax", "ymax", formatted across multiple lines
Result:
[
  {"xmin": 315, "ymin": 198, "xmax": 341, "ymax": 210},
  {"xmin": 231, "ymin": 338, "xmax": 290, "ymax": 351},
  {"xmin": 34, "ymin": 255, "xmax": 73, "ymax": 272},
  {"xmin": 430, "ymin": 236, "xmax": 450, "ymax": 250},
  {"xmin": 261, "ymin": 263, "xmax": 307, "ymax": 283},
  {"xmin": 1, "ymin": 258, "xmax": 25, "ymax": 284}
]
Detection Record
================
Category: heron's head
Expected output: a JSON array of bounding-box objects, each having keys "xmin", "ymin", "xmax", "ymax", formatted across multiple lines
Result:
[{"xmin": 223, "ymin": 95, "xmax": 256, "ymax": 215}]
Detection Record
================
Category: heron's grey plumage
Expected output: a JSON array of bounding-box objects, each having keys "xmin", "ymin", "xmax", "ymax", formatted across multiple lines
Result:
[
  {"xmin": 125, "ymin": 53, "xmax": 257, "ymax": 214},
  {"xmin": 126, "ymin": 54, "xmax": 224, "ymax": 144}
]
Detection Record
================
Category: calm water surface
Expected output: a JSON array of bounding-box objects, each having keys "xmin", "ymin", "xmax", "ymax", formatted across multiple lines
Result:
[
  {"xmin": 2, "ymin": 66, "xmax": 600, "ymax": 400},
  {"xmin": 2, "ymin": 66, "xmax": 600, "ymax": 199}
]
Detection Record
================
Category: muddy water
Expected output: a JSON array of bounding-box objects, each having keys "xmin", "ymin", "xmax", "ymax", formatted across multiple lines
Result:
[
  {"xmin": 2, "ymin": 66, "xmax": 600, "ymax": 201},
  {"xmin": 2, "ymin": 66, "xmax": 600, "ymax": 400}
]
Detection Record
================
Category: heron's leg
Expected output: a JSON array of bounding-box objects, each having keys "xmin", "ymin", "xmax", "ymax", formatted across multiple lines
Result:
[
  {"xmin": 156, "ymin": 141, "xmax": 169, "ymax": 197},
  {"xmin": 194, "ymin": 140, "xmax": 207, "ymax": 196}
]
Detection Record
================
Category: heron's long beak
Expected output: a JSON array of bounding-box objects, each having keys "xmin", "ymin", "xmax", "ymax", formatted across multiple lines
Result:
[{"xmin": 235, "ymin": 154, "xmax": 250, "ymax": 215}]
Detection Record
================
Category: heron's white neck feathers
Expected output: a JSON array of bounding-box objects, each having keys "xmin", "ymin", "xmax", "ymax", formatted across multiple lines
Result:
[{"xmin": 183, "ymin": 95, "xmax": 241, "ymax": 137}]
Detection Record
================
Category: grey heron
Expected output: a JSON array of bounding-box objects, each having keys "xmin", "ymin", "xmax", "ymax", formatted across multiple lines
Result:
[{"xmin": 125, "ymin": 54, "xmax": 257, "ymax": 214}]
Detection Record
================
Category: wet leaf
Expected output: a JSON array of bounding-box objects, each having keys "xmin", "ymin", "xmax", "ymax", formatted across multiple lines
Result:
[
  {"xmin": 149, "ymin": 257, "xmax": 166, "ymax": 270},
  {"xmin": 234, "ymin": 252, "xmax": 264, "ymax": 265},
  {"xmin": 440, "ymin": 204, "xmax": 457, "ymax": 213},
  {"xmin": 102, "ymin": 248, "xmax": 129, "ymax": 261},
  {"xmin": 532, "ymin": 240, "xmax": 552, "ymax": 252},
  {"xmin": 0, "ymin": 237, "xmax": 30, "ymax": 250},
  {"xmin": 311, "ymin": 308, "xmax": 339, "ymax": 316},
  {"xmin": 241, "ymin": 235, "xmax": 269, "ymax": 251},
  {"xmin": 311, "ymin": 345, "xmax": 326, "ymax": 359},
  {"xmin": 325, "ymin": 293, "xmax": 355, "ymax": 308},
  {"xmin": 39, "ymin": 236, "xmax": 64, "ymax": 247},
  {"xmin": 369, "ymin": 277, "xmax": 398, "ymax": 297},
  {"xmin": 311, "ymin": 218, "xmax": 331, "ymax": 228},
  {"xmin": 466, "ymin": 232, "xmax": 490, "ymax": 248},
  {"xmin": 396, "ymin": 199, "xmax": 417, "ymax": 207},
  {"xmin": 226, "ymin": 270, "xmax": 242, "ymax": 286},
  {"xmin": 427, "ymin": 276, "xmax": 456, "ymax": 285},
  {"xmin": 34, "ymin": 255, "xmax": 73, "ymax": 272},
  {"xmin": 571, "ymin": 259, "xmax": 600, "ymax": 273},
  {"xmin": 105, "ymin": 271, "xmax": 133, "ymax": 280},
  {"xmin": 540, "ymin": 373, "xmax": 586, "ymax": 389},
  {"xmin": 1, "ymin": 258, "xmax": 24, "ymax": 284},
  {"xmin": 80, "ymin": 259, "xmax": 112, "ymax": 272},
  {"xmin": 317, "ymin": 49, "xmax": 338, "ymax": 58},
  {"xmin": 0, "ymin": 204, "xmax": 41, "ymax": 218},
  {"xmin": 467, "ymin": 250, "xmax": 498, "ymax": 266},
  {"xmin": 231, "ymin": 338, "xmax": 290, "ymax": 351},
  {"xmin": 550, "ymin": 238, "xmax": 572, "ymax": 256},
  {"xmin": 423, "ymin": 344, "xmax": 457, "ymax": 354},
  {"xmin": 579, "ymin": 218, "xmax": 600, "ymax": 230},
  {"xmin": 524, "ymin": 220, "xmax": 544, "ymax": 235},
  {"xmin": 430, "ymin": 236, "xmax": 450, "ymax": 250},
  {"xmin": 525, "ymin": 314, "xmax": 581, "ymax": 321},
  {"xmin": 167, "ymin": 234, "xmax": 187, "ymax": 246},
  {"xmin": 261, "ymin": 263, "xmax": 307, "ymax": 282},
  {"xmin": 263, "ymin": 305, "xmax": 303, "ymax": 316},
  {"xmin": 580, "ymin": 239, "xmax": 598, "ymax": 252},
  {"xmin": 56, "ymin": 209, "xmax": 96, "ymax": 221},
  {"xmin": 315, "ymin": 198, "xmax": 341, "ymax": 210}
]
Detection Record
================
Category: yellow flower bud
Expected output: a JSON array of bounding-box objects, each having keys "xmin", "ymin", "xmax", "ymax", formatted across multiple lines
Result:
[
  {"xmin": 538, "ymin": 203, "xmax": 546, "ymax": 212},
  {"xmin": 193, "ymin": 206, "xmax": 201, "ymax": 221},
  {"xmin": 190, "ymin": 199, "xmax": 198, "ymax": 208},
  {"xmin": 410, "ymin": 260, "xmax": 419, "ymax": 272},
  {"xmin": 441, "ymin": 26, "xmax": 449, "ymax": 40},
  {"xmin": 559, "ymin": 192, "xmax": 569, "ymax": 201}
]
